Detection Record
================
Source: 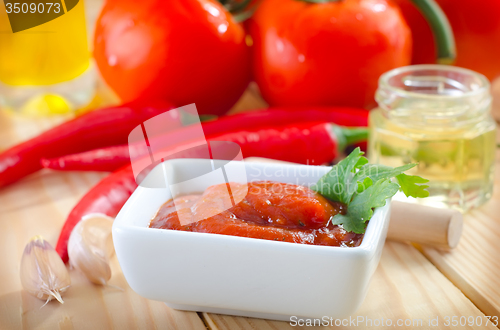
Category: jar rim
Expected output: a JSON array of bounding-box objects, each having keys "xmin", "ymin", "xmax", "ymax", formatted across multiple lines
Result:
[{"xmin": 378, "ymin": 64, "xmax": 490, "ymax": 100}]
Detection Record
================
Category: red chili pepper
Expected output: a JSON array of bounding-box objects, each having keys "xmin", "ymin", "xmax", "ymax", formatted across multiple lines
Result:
[
  {"xmin": 127, "ymin": 107, "xmax": 368, "ymax": 154},
  {"xmin": 55, "ymin": 121, "xmax": 368, "ymax": 262},
  {"xmin": 42, "ymin": 107, "xmax": 368, "ymax": 171},
  {"xmin": 201, "ymin": 106, "xmax": 368, "ymax": 133},
  {"xmin": 55, "ymin": 166, "xmax": 137, "ymax": 263},
  {"xmin": 0, "ymin": 100, "xmax": 177, "ymax": 187},
  {"xmin": 213, "ymin": 123, "xmax": 368, "ymax": 165},
  {"xmin": 44, "ymin": 122, "xmax": 367, "ymax": 171}
]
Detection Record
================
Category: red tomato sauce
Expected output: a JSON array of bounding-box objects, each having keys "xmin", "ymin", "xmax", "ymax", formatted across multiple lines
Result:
[{"xmin": 149, "ymin": 181, "xmax": 363, "ymax": 247}]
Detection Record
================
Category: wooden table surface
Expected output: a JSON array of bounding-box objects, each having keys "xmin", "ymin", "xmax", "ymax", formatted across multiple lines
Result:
[
  {"xmin": 1, "ymin": 0, "xmax": 500, "ymax": 328},
  {"xmin": 0, "ymin": 86, "xmax": 499, "ymax": 330}
]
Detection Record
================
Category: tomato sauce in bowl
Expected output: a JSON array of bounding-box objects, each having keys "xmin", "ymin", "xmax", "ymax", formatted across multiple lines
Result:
[{"xmin": 149, "ymin": 181, "xmax": 363, "ymax": 247}]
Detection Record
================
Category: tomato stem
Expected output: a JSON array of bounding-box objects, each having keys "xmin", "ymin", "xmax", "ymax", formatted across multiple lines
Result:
[
  {"xmin": 297, "ymin": 0, "xmax": 456, "ymax": 63},
  {"xmin": 409, "ymin": 0, "xmax": 456, "ymax": 63},
  {"xmin": 220, "ymin": 0, "xmax": 257, "ymax": 23},
  {"xmin": 233, "ymin": 9, "xmax": 256, "ymax": 23},
  {"xmin": 222, "ymin": 0, "xmax": 254, "ymax": 14}
]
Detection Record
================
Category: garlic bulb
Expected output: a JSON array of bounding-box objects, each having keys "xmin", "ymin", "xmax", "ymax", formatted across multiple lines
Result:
[
  {"xmin": 67, "ymin": 213, "xmax": 114, "ymax": 285},
  {"xmin": 20, "ymin": 235, "xmax": 71, "ymax": 304}
]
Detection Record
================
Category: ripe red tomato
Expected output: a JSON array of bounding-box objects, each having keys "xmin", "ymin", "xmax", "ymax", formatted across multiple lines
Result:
[
  {"xmin": 94, "ymin": 0, "xmax": 251, "ymax": 115},
  {"xmin": 394, "ymin": 0, "xmax": 500, "ymax": 81},
  {"xmin": 249, "ymin": 0, "xmax": 411, "ymax": 109}
]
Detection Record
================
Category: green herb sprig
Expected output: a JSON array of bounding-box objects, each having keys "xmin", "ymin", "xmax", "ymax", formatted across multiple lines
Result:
[{"xmin": 312, "ymin": 148, "xmax": 429, "ymax": 234}]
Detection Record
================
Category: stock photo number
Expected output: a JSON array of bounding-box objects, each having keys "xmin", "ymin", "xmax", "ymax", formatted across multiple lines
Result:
[
  {"xmin": 2, "ymin": 0, "xmax": 79, "ymax": 32},
  {"xmin": 5, "ymin": 2, "xmax": 61, "ymax": 14}
]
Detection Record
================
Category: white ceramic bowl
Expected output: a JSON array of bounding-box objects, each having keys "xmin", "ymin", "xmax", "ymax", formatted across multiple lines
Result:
[{"xmin": 113, "ymin": 160, "xmax": 391, "ymax": 321}]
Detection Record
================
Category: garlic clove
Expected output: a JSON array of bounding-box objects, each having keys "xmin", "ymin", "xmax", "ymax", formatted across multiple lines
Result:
[
  {"xmin": 20, "ymin": 235, "xmax": 71, "ymax": 304},
  {"xmin": 67, "ymin": 213, "xmax": 114, "ymax": 285}
]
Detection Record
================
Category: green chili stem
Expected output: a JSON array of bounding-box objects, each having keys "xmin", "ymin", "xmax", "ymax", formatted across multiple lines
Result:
[{"xmin": 329, "ymin": 125, "xmax": 369, "ymax": 152}]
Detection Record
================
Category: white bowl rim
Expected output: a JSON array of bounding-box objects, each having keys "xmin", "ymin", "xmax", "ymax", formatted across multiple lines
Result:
[{"xmin": 114, "ymin": 160, "xmax": 390, "ymax": 254}]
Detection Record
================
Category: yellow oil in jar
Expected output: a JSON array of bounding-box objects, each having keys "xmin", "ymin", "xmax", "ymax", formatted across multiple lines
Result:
[
  {"xmin": 0, "ymin": 1, "xmax": 89, "ymax": 86},
  {"xmin": 369, "ymin": 65, "xmax": 497, "ymax": 211},
  {"xmin": 369, "ymin": 108, "xmax": 496, "ymax": 211}
]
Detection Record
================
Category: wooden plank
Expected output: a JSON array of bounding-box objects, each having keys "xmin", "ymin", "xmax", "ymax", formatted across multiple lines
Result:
[
  {"xmin": 0, "ymin": 77, "xmax": 267, "ymax": 329},
  {"xmin": 0, "ymin": 7, "xmax": 497, "ymax": 323},
  {"xmin": 0, "ymin": 115, "xmax": 496, "ymax": 329},
  {"xmin": 228, "ymin": 82, "xmax": 268, "ymax": 114},
  {"xmin": 419, "ymin": 196, "xmax": 500, "ymax": 320},
  {"xmin": 200, "ymin": 159, "xmax": 498, "ymax": 329},
  {"xmin": 0, "ymin": 111, "xmax": 70, "ymax": 149},
  {"xmin": 0, "ymin": 170, "xmax": 106, "ymax": 214},
  {"xmin": 202, "ymin": 241, "xmax": 497, "ymax": 330},
  {"xmin": 0, "ymin": 1, "xmax": 254, "ymax": 328},
  {"xmin": 0, "ymin": 197, "xmax": 206, "ymax": 330},
  {"xmin": 416, "ymin": 135, "xmax": 500, "ymax": 320}
]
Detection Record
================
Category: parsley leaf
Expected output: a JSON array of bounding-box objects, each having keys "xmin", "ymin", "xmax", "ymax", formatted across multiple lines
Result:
[
  {"xmin": 353, "ymin": 163, "xmax": 416, "ymax": 194},
  {"xmin": 314, "ymin": 147, "xmax": 429, "ymax": 234},
  {"xmin": 331, "ymin": 179, "xmax": 400, "ymax": 234},
  {"xmin": 396, "ymin": 173, "xmax": 430, "ymax": 198},
  {"xmin": 311, "ymin": 148, "xmax": 366, "ymax": 204},
  {"xmin": 354, "ymin": 163, "xmax": 415, "ymax": 184}
]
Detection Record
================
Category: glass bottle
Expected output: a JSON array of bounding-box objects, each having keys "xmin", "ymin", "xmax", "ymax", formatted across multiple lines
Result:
[
  {"xmin": 0, "ymin": 0, "xmax": 94, "ymax": 115},
  {"xmin": 369, "ymin": 65, "xmax": 496, "ymax": 212}
]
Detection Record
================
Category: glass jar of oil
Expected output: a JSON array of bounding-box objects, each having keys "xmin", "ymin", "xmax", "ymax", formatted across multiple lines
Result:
[
  {"xmin": 369, "ymin": 65, "xmax": 496, "ymax": 212},
  {"xmin": 0, "ymin": 0, "xmax": 94, "ymax": 115}
]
